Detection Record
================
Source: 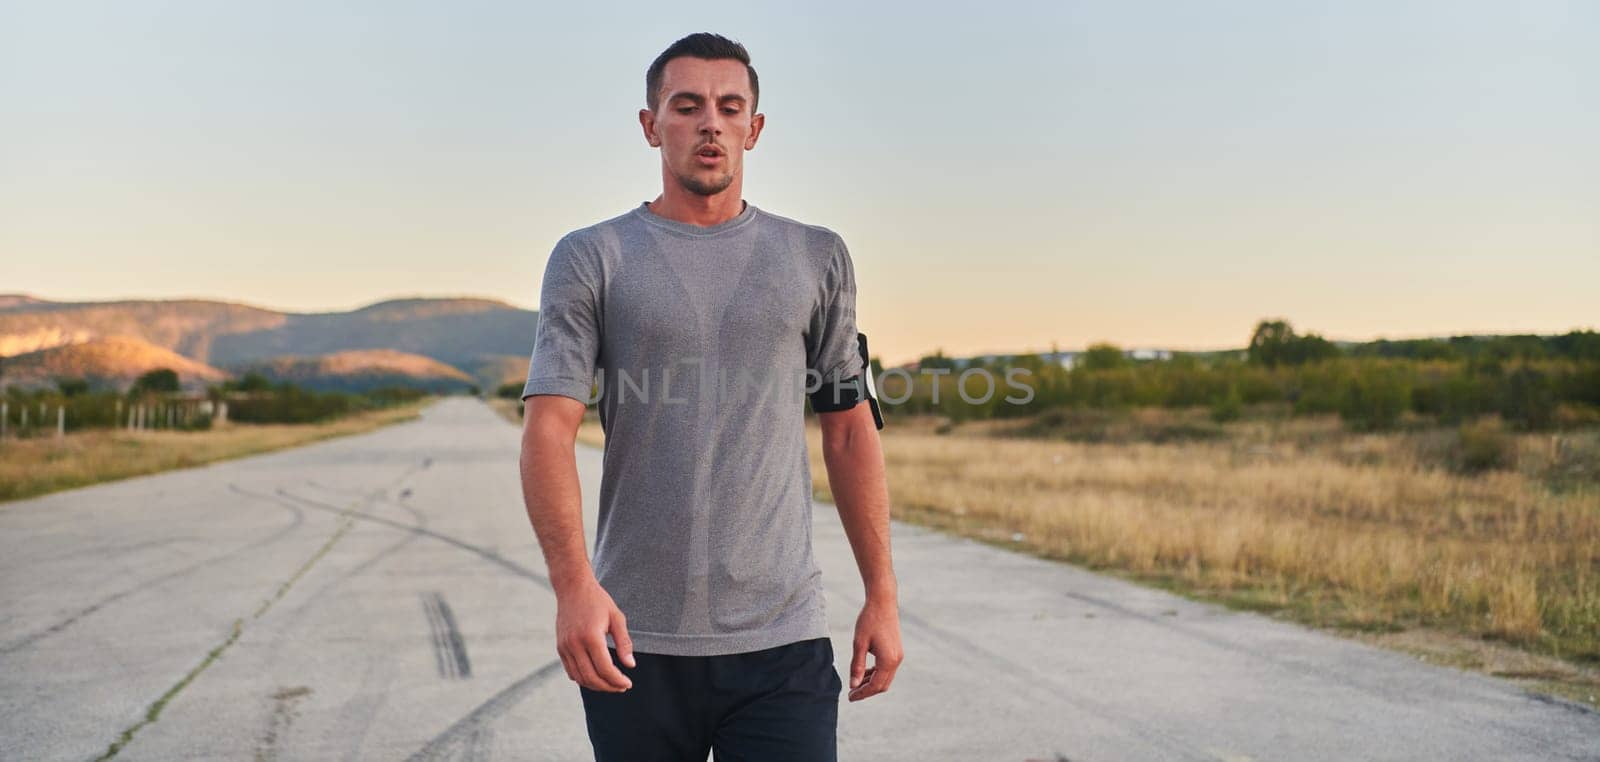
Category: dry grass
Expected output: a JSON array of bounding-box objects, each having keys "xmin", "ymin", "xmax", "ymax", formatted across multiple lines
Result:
[
  {"xmin": 805, "ymin": 413, "xmax": 1600, "ymax": 703},
  {"xmin": 0, "ymin": 398, "xmax": 434, "ymax": 504},
  {"xmin": 505, "ymin": 401, "xmax": 1600, "ymax": 705}
]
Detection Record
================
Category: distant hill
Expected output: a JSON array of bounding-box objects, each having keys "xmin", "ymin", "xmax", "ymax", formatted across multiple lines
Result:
[
  {"xmin": 232, "ymin": 349, "xmax": 478, "ymax": 394},
  {"xmin": 461, "ymin": 353, "xmax": 534, "ymax": 393},
  {"xmin": 0, "ymin": 295, "xmax": 287, "ymax": 361},
  {"xmin": 0, "ymin": 294, "xmax": 50, "ymax": 311},
  {"xmin": 205, "ymin": 297, "xmax": 535, "ymax": 378},
  {"xmin": 0, "ymin": 294, "xmax": 541, "ymax": 393},
  {"xmin": 0, "ymin": 336, "xmax": 231, "ymax": 391}
]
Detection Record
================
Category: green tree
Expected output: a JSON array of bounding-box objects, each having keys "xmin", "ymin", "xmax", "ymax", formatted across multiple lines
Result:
[
  {"xmin": 1079, "ymin": 342, "xmax": 1127, "ymax": 371},
  {"xmin": 1249, "ymin": 319, "xmax": 1340, "ymax": 367},
  {"xmin": 1286, "ymin": 333, "xmax": 1341, "ymax": 365},
  {"xmin": 1339, "ymin": 364, "xmax": 1411, "ymax": 430},
  {"xmin": 1210, "ymin": 382, "xmax": 1244, "ymax": 422},
  {"xmin": 233, "ymin": 372, "xmax": 275, "ymax": 392},
  {"xmin": 1248, "ymin": 319, "xmax": 1296, "ymax": 368},
  {"xmin": 131, "ymin": 368, "xmax": 180, "ymax": 394},
  {"xmin": 917, "ymin": 349, "xmax": 957, "ymax": 370},
  {"xmin": 1499, "ymin": 365, "xmax": 1556, "ymax": 430},
  {"xmin": 55, "ymin": 376, "xmax": 90, "ymax": 397}
]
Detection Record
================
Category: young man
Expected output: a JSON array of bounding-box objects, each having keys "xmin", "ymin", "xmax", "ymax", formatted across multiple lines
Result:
[{"xmin": 517, "ymin": 32, "xmax": 902, "ymax": 761}]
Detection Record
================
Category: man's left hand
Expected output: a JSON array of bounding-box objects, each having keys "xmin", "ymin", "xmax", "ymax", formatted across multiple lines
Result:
[{"xmin": 847, "ymin": 597, "xmax": 903, "ymax": 701}]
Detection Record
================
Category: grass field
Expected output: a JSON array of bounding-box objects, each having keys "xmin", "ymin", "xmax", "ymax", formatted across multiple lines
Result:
[
  {"xmin": 0, "ymin": 398, "xmax": 434, "ymax": 504},
  {"xmin": 495, "ymin": 397, "xmax": 1600, "ymax": 706},
  {"xmin": 805, "ymin": 410, "xmax": 1600, "ymax": 706}
]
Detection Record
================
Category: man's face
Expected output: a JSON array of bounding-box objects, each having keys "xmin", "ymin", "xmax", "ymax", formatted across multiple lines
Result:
[{"xmin": 641, "ymin": 57, "xmax": 764, "ymax": 196}]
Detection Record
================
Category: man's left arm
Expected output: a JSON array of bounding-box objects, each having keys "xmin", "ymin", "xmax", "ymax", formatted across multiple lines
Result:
[{"xmin": 818, "ymin": 401, "xmax": 903, "ymax": 702}]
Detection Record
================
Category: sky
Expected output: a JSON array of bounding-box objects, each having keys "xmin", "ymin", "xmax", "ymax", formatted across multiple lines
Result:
[{"xmin": 2, "ymin": 1, "xmax": 1595, "ymax": 365}]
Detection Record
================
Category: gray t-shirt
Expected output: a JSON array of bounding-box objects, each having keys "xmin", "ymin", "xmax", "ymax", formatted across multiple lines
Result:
[{"xmin": 521, "ymin": 200, "xmax": 862, "ymax": 656}]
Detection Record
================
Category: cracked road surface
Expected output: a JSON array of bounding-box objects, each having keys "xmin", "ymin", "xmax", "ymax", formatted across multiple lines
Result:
[{"xmin": 1, "ymin": 397, "xmax": 1596, "ymax": 760}]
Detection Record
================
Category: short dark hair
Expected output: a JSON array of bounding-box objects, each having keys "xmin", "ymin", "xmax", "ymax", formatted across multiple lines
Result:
[{"xmin": 645, "ymin": 33, "xmax": 759, "ymax": 113}]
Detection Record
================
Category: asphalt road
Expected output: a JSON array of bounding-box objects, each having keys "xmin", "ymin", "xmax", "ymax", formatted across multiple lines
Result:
[{"xmin": 2, "ymin": 397, "xmax": 1596, "ymax": 761}]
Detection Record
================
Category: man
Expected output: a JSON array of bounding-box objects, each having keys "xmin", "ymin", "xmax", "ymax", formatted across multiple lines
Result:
[{"xmin": 517, "ymin": 32, "xmax": 902, "ymax": 761}]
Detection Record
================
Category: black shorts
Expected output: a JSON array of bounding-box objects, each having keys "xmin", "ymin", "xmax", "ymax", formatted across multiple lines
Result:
[{"xmin": 578, "ymin": 636, "xmax": 842, "ymax": 762}]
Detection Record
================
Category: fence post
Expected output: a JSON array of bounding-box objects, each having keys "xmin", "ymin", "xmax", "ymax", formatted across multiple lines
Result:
[
  {"xmin": 1, "ymin": 400, "xmax": 7, "ymax": 439},
  {"xmin": 57, "ymin": 405, "xmax": 65, "ymax": 438}
]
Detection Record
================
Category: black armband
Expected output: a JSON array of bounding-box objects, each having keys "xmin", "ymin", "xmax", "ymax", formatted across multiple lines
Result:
[
  {"xmin": 809, "ymin": 374, "xmax": 867, "ymax": 412},
  {"xmin": 806, "ymin": 332, "xmax": 885, "ymax": 430}
]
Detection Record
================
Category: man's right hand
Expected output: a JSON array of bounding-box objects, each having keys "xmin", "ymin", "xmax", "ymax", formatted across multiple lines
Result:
[{"xmin": 555, "ymin": 577, "xmax": 636, "ymax": 692}]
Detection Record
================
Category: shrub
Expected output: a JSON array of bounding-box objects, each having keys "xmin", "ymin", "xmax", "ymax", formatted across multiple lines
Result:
[
  {"xmin": 1209, "ymin": 383, "xmax": 1243, "ymax": 423},
  {"xmin": 1454, "ymin": 416, "xmax": 1516, "ymax": 474},
  {"xmin": 1499, "ymin": 365, "xmax": 1557, "ymax": 430},
  {"xmin": 131, "ymin": 368, "xmax": 180, "ymax": 394},
  {"xmin": 1340, "ymin": 364, "xmax": 1412, "ymax": 431}
]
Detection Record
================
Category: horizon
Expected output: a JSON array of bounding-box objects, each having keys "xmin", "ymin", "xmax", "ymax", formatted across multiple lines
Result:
[{"xmin": 4, "ymin": 289, "xmax": 1594, "ymax": 366}]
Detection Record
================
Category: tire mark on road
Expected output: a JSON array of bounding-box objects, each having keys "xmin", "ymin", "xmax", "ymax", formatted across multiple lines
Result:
[
  {"xmin": 269, "ymin": 488, "xmax": 552, "ymax": 591},
  {"xmin": 422, "ymin": 592, "xmax": 473, "ymax": 680},
  {"xmin": 254, "ymin": 685, "xmax": 312, "ymax": 762},
  {"xmin": 1061, "ymin": 590, "xmax": 1573, "ymax": 754},
  {"xmin": 463, "ymin": 725, "xmax": 495, "ymax": 762},
  {"xmin": 404, "ymin": 659, "xmax": 565, "ymax": 762},
  {"xmin": 47, "ymin": 536, "xmax": 198, "ymax": 565},
  {"xmin": 309, "ymin": 483, "xmax": 437, "ymax": 758},
  {"xmin": 91, "ymin": 460, "xmax": 429, "ymax": 760},
  {"xmin": 245, "ymin": 481, "xmax": 424, "ymax": 760},
  {"xmin": 0, "ymin": 489, "xmax": 306, "ymax": 656},
  {"xmin": 273, "ymin": 482, "xmax": 430, "ymax": 623},
  {"xmin": 249, "ymin": 483, "xmax": 505, "ymax": 762},
  {"xmin": 823, "ymin": 580, "xmax": 1203, "ymax": 761},
  {"xmin": 265, "ymin": 484, "xmax": 568, "ymax": 761}
]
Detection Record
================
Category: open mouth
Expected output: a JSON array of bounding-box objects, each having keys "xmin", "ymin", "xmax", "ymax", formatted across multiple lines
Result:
[{"xmin": 696, "ymin": 145, "xmax": 725, "ymax": 162}]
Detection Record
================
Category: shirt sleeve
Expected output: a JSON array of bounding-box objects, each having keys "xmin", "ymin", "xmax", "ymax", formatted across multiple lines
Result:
[
  {"xmin": 522, "ymin": 234, "xmax": 602, "ymax": 403},
  {"xmin": 805, "ymin": 232, "xmax": 861, "ymax": 385}
]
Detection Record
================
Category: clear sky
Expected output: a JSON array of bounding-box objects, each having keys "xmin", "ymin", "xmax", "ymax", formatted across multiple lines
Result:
[{"xmin": 2, "ymin": 1, "xmax": 1595, "ymax": 365}]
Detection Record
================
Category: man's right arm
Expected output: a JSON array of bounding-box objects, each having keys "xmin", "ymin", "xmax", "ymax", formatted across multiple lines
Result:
[{"xmin": 519, "ymin": 394, "xmax": 635, "ymax": 692}]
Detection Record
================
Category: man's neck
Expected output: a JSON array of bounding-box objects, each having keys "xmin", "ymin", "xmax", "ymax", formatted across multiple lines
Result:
[{"xmin": 647, "ymin": 185, "xmax": 746, "ymax": 228}]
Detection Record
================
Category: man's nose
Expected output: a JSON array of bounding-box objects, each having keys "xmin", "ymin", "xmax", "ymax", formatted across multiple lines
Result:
[{"xmin": 698, "ymin": 113, "xmax": 722, "ymax": 137}]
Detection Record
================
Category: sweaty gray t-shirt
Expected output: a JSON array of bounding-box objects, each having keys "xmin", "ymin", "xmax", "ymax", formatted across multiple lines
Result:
[{"xmin": 521, "ymin": 200, "xmax": 862, "ymax": 657}]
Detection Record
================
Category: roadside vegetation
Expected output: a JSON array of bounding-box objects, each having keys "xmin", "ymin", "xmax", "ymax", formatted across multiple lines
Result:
[
  {"xmin": 838, "ymin": 320, "xmax": 1600, "ymax": 707},
  {"xmin": 0, "ymin": 370, "xmax": 433, "ymax": 503},
  {"xmin": 497, "ymin": 319, "xmax": 1600, "ymax": 705}
]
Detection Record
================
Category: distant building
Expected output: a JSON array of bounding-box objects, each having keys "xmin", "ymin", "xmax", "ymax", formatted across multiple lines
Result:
[
  {"xmin": 917, "ymin": 347, "xmax": 1178, "ymax": 370},
  {"xmin": 1129, "ymin": 348, "xmax": 1173, "ymax": 361}
]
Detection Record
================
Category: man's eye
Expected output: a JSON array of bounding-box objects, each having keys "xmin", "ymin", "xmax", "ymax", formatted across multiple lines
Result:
[
  {"xmin": 677, "ymin": 107, "xmax": 696, "ymax": 114},
  {"xmin": 722, "ymin": 108, "xmax": 739, "ymax": 115}
]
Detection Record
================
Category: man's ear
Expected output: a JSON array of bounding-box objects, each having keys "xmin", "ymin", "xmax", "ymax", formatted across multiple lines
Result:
[
  {"xmin": 639, "ymin": 108, "xmax": 661, "ymax": 147},
  {"xmin": 745, "ymin": 112, "xmax": 765, "ymax": 151}
]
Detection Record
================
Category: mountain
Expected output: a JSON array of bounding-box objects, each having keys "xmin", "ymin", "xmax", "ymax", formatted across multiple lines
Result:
[
  {"xmin": 0, "ymin": 336, "xmax": 231, "ymax": 391},
  {"xmin": 232, "ymin": 349, "xmax": 478, "ymax": 394},
  {"xmin": 460, "ymin": 353, "xmax": 535, "ymax": 393},
  {"xmin": 0, "ymin": 295, "xmax": 287, "ymax": 360},
  {"xmin": 0, "ymin": 294, "xmax": 540, "ymax": 393},
  {"xmin": 206, "ymin": 297, "xmax": 535, "ymax": 373}
]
